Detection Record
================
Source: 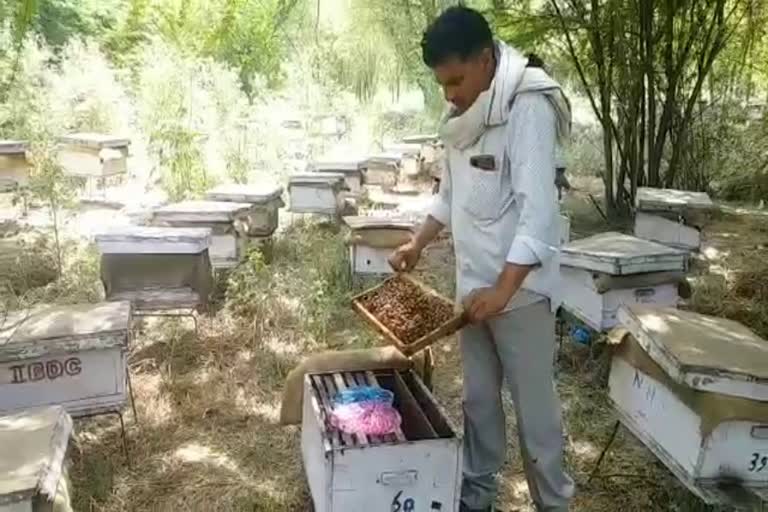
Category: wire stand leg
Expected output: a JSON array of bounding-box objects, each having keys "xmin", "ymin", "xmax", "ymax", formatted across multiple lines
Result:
[{"xmin": 589, "ymin": 420, "xmax": 621, "ymax": 483}]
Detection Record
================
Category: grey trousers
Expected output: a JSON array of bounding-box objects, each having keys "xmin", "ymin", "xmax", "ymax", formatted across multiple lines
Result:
[{"xmin": 459, "ymin": 300, "xmax": 574, "ymax": 511}]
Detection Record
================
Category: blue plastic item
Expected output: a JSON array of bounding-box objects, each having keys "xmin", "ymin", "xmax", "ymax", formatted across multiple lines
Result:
[
  {"xmin": 333, "ymin": 386, "xmax": 394, "ymax": 407},
  {"xmin": 570, "ymin": 326, "xmax": 592, "ymax": 345}
]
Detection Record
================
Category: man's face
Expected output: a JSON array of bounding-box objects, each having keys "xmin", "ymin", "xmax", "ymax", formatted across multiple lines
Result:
[{"xmin": 431, "ymin": 47, "xmax": 494, "ymax": 115}]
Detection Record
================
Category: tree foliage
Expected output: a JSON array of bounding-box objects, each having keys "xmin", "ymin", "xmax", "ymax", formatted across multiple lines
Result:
[{"xmin": 492, "ymin": 0, "xmax": 768, "ymax": 211}]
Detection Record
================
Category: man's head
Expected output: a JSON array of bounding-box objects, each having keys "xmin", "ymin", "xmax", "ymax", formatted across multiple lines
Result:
[{"xmin": 421, "ymin": 6, "xmax": 495, "ymax": 114}]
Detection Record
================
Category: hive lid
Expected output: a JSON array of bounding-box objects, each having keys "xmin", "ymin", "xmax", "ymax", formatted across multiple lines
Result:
[
  {"xmin": 382, "ymin": 143, "xmax": 422, "ymax": 156},
  {"xmin": 366, "ymin": 153, "xmax": 402, "ymax": 166},
  {"xmin": 561, "ymin": 232, "xmax": 687, "ymax": 275},
  {"xmin": 0, "ymin": 301, "xmax": 131, "ymax": 345},
  {"xmin": 617, "ymin": 305, "xmax": 768, "ymax": 401},
  {"xmin": 289, "ymin": 172, "xmax": 345, "ymax": 185},
  {"xmin": 57, "ymin": 133, "xmax": 130, "ymax": 149},
  {"xmin": 153, "ymin": 200, "xmax": 252, "ymax": 222},
  {"xmin": 343, "ymin": 216, "xmax": 416, "ymax": 231},
  {"xmin": 312, "ymin": 159, "xmax": 366, "ymax": 173},
  {"xmin": 0, "ymin": 140, "xmax": 27, "ymax": 155},
  {"xmin": 636, "ymin": 187, "xmax": 716, "ymax": 213},
  {"xmin": 206, "ymin": 183, "xmax": 283, "ymax": 204},
  {"xmin": 0, "ymin": 406, "xmax": 72, "ymax": 503},
  {"xmin": 95, "ymin": 226, "xmax": 212, "ymax": 254},
  {"xmin": 402, "ymin": 134, "xmax": 439, "ymax": 144}
]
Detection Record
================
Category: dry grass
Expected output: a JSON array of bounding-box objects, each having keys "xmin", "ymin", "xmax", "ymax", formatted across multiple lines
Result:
[{"xmin": 5, "ymin": 202, "xmax": 766, "ymax": 512}]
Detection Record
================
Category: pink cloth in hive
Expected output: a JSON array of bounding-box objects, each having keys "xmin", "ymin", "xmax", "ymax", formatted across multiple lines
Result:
[{"xmin": 330, "ymin": 402, "xmax": 402, "ymax": 436}]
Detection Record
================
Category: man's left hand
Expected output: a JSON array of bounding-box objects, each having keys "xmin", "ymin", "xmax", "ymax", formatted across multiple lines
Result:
[{"xmin": 463, "ymin": 286, "xmax": 513, "ymax": 323}]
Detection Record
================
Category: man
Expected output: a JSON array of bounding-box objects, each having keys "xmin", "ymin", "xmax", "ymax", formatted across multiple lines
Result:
[{"xmin": 389, "ymin": 7, "xmax": 574, "ymax": 512}]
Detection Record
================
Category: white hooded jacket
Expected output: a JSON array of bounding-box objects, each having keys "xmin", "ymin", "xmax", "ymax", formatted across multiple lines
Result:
[{"xmin": 431, "ymin": 42, "xmax": 571, "ymax": 312}]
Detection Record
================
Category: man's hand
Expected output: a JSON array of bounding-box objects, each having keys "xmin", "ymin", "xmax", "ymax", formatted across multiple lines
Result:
[
  {"xmin": 463, "ymin": 286, "xmax": 513, "ymax": 323},
  {"xmin": 462, "ymin": 262, "xmax": 535, "ymax": 323},
  {"xmin": 388, "ymin": 241, "xmax": 422, "ymax": 272}
]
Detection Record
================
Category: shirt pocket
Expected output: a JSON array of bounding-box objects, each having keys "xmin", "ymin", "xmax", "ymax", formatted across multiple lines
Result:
[{"xmin": 461, "ymin": 153, "xmax": 513, "ymax": 222}]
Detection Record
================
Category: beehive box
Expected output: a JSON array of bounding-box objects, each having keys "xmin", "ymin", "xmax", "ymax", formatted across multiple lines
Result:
[
  {"xmin": 0, "ymin": 141, "xmax": 30, "ymax": 192},
  {"xmin": 152, "ymin": 201, "xmax": 251, "ymax": 269},
  {"xmin": 95, "ymin": 226, "xmax": 213, "ymax": 311},
  {"xmin": 364, "ymin": 154, "xmax": 400, "ymax": 187},
  {"xmin": 352, "ymin": 274, "xmax": 466, "ymax": 356},
  {"xmin": 56, "ymin": 133, "xmax": 130, "ymax": 178},
  {"xmin": 384, "ymin": 144, "xmax": 423, "ymax": 178},
  {"xmin": 288, "ymin": 173, "xmax": 346, "ymax": 215},
  {"xmin": 609, "ymin": 306, "xmax": 768, "ymax": 505},
  {"xmin": 634, "ymin": 188, "xmax": 717, "ymax": 251},
  {"xmin": 343, "ymin": 216, "xmax": 415, "ymax": 276},
  {"xmin": 302, "ymin": 368, "xmax": 462, "ymax": 512},
  {"xmin": 0, "ymin": 406, "xmax": 73, "ymax": 512},
  {"xmin": 0, "ymin": 302, "xmax": 131, "ymax": 417},
  {"xmin": 560, "ymin": 233, "xmax": 687, "ymax": 331},
  {"xmin": 312, "ymin": 160, "xmax": 366, "ymax": 195},
  {"xmin": 205, "ymin": 183, "xmax": 284, "ymax": 237}
]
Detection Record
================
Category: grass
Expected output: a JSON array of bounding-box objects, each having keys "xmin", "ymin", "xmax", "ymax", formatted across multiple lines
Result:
[{"xmin": 4, "ymin": 195, "xmax": 768, "ymax": 511}]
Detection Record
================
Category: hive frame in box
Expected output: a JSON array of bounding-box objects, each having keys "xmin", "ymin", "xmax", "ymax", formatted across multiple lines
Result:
[
  {"xmin": 351, "ymin": 274, "xmax": 467, "ymax": 357},
  {"xmin": 302, "ymin": 368, "xmax": 462, "ymax": 512}
]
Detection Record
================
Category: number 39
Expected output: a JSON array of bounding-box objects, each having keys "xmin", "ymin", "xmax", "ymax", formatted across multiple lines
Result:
[{"xmin": 749, "ymin": 453, "xmax": 768, "ymax": 472}]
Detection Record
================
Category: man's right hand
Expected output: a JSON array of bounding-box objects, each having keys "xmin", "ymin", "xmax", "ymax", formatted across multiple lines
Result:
[{"xmin": 388, "ymin": 241, "xmax": 422, "ymax": 272}]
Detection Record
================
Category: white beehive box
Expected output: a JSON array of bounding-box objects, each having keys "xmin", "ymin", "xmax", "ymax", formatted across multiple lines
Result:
[
  {"xmin": 302, "ymin": 369, "xmax": 462, "ymax": 512},
  {"xmin": 344, "ymin": 216, "xmax": 415, "ymax": 276},
  {"xmin": 365, "ymin": 154, "xmax": 400, "ymax": 187},
  {"xmin": 384, "ymin": 144, "xmax": 423, "ymax": 178},
  {"xmin": 634, "ymin": 188, "xmax": 717, "ymax": 251},
  {"xmin": 288, "ymin": 173, "xmax": 346, "ymax": 215},
  {"xmin": 152, "ymin": 201, "xmax": 251, "ymax": 269},
  {"xmin": 560, "ymin": 233, "xmax": 687, "ymax": 331},
  {"xmin": 0, "ymin": 406, "xmax": 73, "ymax": 512},
  {"xmin": 0, "ymin": 141, "xmax": 30, "ymax": 192},
  {"xmin": 0, "ymin": 302, "xmax": 131, "ymax": 417},
  {"xmin": 57, "ymin": 133, "xmax": 130, "ymax": 178},
  {"xmin": 94, "ymin": 226, "xmax": 213, "ymax": 311},
  {"xmin": 312, "ymin": 160, "xmax": 366, "ymax": 195},
  {"xmin": 609, "ymin": 306, "xmax": 768, "ymax": 505},
  {"xmin": 206, "ymin": 183, "xmax": 284, "ymax": 237}
]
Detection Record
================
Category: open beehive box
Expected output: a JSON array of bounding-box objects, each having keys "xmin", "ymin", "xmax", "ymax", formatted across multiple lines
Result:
[
  {"xmin": 302, "ymin": 368, "xmax": 461, "ymax": 512},
  {"xmin": 352, "ymin": 274, "xmax": 466, "ymax": 356}
]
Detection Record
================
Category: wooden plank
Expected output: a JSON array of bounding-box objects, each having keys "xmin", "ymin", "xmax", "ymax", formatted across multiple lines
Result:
[
  {"xmin": 366, "ymin": 371, "xmax": 406, "ymax": 443},
  {"xmin": 324, "ymin": 375, "xmax": 354, "ymax": 447},
  {"xmin": 310, "ymin": 375, "xmax": 340, "ymax": 450},
  {"xmin": 400, "ymin": 371, "xmax": 455, "ymax": 438},
  {"xmin": 392, "ymin": 370, "xmax": 437, "ymax": 440}
]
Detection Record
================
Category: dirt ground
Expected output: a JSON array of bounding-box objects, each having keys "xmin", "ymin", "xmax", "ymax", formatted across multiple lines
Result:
[{"xmin": 6, "ymin": 181, "xmax": 767, "ymax": 512}]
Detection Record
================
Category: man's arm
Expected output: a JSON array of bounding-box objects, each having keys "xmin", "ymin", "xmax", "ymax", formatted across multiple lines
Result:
[
  {"xmin": 466, "ymin": 93, "xmax": 559, "ymax": 322},
  {"xmin": 389, "ymin": 154, "xmax": 451, "ymax": 271}
]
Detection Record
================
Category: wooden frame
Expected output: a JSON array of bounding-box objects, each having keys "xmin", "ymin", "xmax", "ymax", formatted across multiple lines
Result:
[{"xmin": 351, "ymin": 274, "xmax": 467, "ymax": 356}]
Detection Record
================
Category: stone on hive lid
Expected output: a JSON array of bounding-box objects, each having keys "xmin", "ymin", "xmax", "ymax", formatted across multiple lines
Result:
[
  {"xmin": 0, "ymin": 140, "xmax": 27, "ymax": 155},
  {"xmin": 57, "ymin": 133, "xmax": 130, "ymax": 149},
  {"xmin": 636, "ymin": 187, "xmax": 716, "ymax": 213},
  {"xmin": 153, "ymin": 200, "xmax": 252, "ymax": 223},
  {"xmin": 0, "ymin": 406, "xmax": 72, "ymax": 504},
  {"xmin": 206, "ymin": 183, "xmax": 283, "ymax": 204},
  {"xmin": 94, "ymin": 225, "xmax": 212, "ymax": 254},
  {"xmin": 618, "ymin": 305, "xmax": 768, "ymax": 400},
  {"xmin": 561, "ymin": 232, "xmax": 687, "ymax": 275}
]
